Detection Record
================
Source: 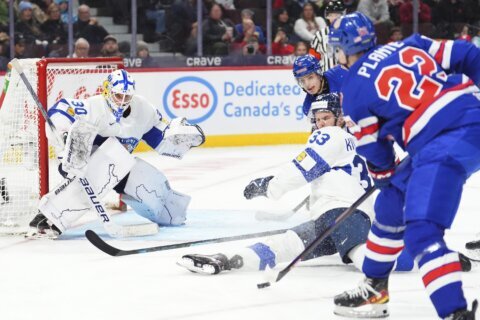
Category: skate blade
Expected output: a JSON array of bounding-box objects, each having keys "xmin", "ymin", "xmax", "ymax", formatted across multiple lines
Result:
[
  {"xmin": 334, "ymin": 304, "xmax": 389, "ymax": 318},
  {"xmin": 176, "ymin": 257, "xmax": 218, "ymax": 275},
  {"xmin": 25, "ymin": 227, "xmax": 59, "ymax": 240}
]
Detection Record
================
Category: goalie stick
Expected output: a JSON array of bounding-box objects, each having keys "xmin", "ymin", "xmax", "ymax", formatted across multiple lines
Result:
[
  {"xmin": 255, "ymin": 195, "xmax": 309, "ymax": 221},
  {"xmin": 85, "ymin": 228, "xmax": 289, "ymax": 257},
  {"xmin": 257, "ymin": 157, "xmax": 411, "ymax": 289},
  {"xmin": 10, "ymin": 59, "xmax": 157, "ymax": 238}
]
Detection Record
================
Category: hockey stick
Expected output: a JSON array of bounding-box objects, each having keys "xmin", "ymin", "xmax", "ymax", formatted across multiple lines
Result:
[
  {"xmin": 10, "ymin": 59, "xmax": 157, "ymax": 238},
  {"xmin": 257, "ymin": 157, "xmax": 412, "ymax": 289},
  {"xmin": 255, "ymin": 196, "xmax": 310, "ymax": 221},
  {"xmin": 257, "ymin": 185, "xmax": 378, "ymax": 289},
  {"xmin": 85, "ymin": 228, "xmax": 289, "ymax": 257}
]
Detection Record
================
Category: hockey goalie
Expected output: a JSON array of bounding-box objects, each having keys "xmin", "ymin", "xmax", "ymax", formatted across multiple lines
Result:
[{"xmin": 27, "ymin": 69, "xmax": 205, "ymax": 239}]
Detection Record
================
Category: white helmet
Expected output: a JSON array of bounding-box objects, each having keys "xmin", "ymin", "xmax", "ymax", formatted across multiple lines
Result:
[{"xmin": 103, "ymin": 69, "xmax": 136, "ymax": 122}]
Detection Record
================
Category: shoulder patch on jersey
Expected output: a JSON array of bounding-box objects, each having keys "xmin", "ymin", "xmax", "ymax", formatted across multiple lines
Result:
[
  {"xmin": 296, "ymin": 151, "xmax": 307, "ymax": 162},
  {"xmin": 66, "ymin": 106, "xmax": 75, "ymax": 117}
]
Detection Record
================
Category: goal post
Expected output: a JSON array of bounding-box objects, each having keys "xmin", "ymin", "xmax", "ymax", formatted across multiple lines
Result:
[{"xmin": 0, "ymin": 57, "xmax": 123, "ymax": 234}]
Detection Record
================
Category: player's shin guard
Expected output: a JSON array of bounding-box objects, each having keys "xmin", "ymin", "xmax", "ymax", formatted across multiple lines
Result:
[
  {"xmin": 363, "ymin": 220, "xmax": 405, "ymax": 278},
  {"xmin": 405, "ymin": 220, "xmax": 467, "ymax": 318}
]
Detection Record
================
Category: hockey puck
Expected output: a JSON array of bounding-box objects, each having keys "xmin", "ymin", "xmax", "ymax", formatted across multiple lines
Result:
[{"xmin": 257, "ymin": 282, "xmax": 271, "ymax": 289}]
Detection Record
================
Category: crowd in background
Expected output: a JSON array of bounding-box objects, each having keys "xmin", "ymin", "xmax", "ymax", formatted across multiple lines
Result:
[{"xmin": 0, "ymin": 0, "xmax": 479, "ymax": 69}]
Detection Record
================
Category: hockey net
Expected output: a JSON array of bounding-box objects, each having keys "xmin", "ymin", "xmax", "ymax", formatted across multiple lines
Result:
[{"xmin": 0, "ymin": 58, "xmax": 123, "ymax": 234}]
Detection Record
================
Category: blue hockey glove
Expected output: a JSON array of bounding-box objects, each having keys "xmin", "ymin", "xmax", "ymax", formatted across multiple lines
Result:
[
  {"xmin": 367, "ymin": 161, "xmax": 395, "ymax": 188},
  {"xmin": 244, "ymin": 176, "xmax": 274, "ymax": 200}
]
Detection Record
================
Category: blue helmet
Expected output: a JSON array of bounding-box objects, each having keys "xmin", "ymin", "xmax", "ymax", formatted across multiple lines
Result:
[
  {"xmin": 292, "ymin": 55, "xmax": 323, "ymax": 79},
  {"xmin": 309, "ymin": 93, "xmax": 342, "ymax": 119},
  {"xmin": 328, "ymin": 12, "xmax": 376, "ymax": 56}
]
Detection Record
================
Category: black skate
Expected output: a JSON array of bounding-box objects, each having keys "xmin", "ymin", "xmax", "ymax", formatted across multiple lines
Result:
[
  {"xmin": 466, "ymin": 239, "xmax": 480, "ymax": 250},
  {"xmin": 177, "ymin": 253, "xmax": 243, "ymax": 275},
  {"xmin": 445, "ymin": 300, "xmax": 478, "ymax": 320},
  {"xmin": 26, "ymin": 213, "xmax": 61, "ymax": 239},
  {"xmin": 459, "ymin": 253, "xmax": 472, "ymax": 272},
  {"xmin": 334, "ymin": 277, "xmax": 389, "ymax": 318}
]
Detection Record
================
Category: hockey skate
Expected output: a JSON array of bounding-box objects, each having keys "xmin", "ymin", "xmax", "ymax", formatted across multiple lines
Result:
[
  {"xmin": 26, "ymin": 213, "xmax": 61, "ymax": 239},
  {"xmin": 177, "ymin": 253, "xmax": 243, "ymax": 275},
  {"xmin": 334, "ymin": 277, "xmax": 389, "ymax": 318},
  {"xmin": 445, "ymin": 300, "xmax": 478, "ymax": 320},
  {"xmin": 466, "ymin": 236, "xmax": 480, "ymax": 260}
]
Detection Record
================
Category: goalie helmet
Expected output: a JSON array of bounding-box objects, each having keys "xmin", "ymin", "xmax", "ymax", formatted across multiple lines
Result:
[{"xmin": 103, "ymin": 69, "xmax": 136, "ymax": 122}]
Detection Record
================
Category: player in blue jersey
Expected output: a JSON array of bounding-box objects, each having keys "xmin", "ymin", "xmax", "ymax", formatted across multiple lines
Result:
[
  {"xmin": 328, "ymin": 12, "xmax": 480, "ymax": 319},
  {"xmin": 292, "ymin": 54, "xmax": 348, "ymax": 121}
]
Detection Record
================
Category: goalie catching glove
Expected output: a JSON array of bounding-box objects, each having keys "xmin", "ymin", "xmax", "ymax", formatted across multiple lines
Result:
[
  {"xmin": 59, "ymin": 119, "xmax": 98, "ymax": 179},
  {"xmin": 155, "ymin": 117, "xmax": 205, "ymax": 159},
  {"xmin": 244, "ymin": 176, "xmax": 274, "ymax": 200}
]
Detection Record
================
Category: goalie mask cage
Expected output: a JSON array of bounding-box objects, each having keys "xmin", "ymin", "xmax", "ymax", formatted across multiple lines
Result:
[{"xmin": 0, "ymin": 57, "xmax": 123, "ymax": 234}]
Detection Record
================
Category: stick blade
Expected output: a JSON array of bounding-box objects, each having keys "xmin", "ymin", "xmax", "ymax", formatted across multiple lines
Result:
[
  {"xmin": 257, "ymin": 282, "xmax": 271, "ymax": 289},
  {"xmin": 85, "ymin": 229, "xmax": 122, "ymax": 256}
]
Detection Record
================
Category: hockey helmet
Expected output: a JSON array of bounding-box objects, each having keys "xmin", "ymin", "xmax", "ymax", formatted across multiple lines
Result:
[
  {"xmin": 309, "ymin": 93, "xmax": 342, "ymax": 120},
  {"xmin": 103, "ymin": 69, "xmax": 136, "ymax": 122},
  {"xmin": 324, "ymin": 0, "xmax": 346, "ymax": 17},
  {"xmin": 293, "ymin": 54, "xmax": 323, "ymax": 79},
  {"xmin": 328, "ymin": 12, "xmax": 376, "ymax": 56}
]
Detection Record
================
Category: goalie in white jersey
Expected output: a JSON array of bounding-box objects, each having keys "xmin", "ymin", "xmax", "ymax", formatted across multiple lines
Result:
[
  {"xmin": 27, "ymin": 69, "xmax": 205, "ymax": 239},
  {"xmin": 177, "ymin": 93, "xmax": 379, "ymax": 274}
]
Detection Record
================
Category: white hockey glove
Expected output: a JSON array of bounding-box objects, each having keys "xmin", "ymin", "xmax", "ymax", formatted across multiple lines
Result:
[
  {"xmin": 155, "ymin": 117, "xmax": 205, "ymax": 160},
  {"xmin": 60, "ymin": 119, "xmax": 98, "ymax": 179}
]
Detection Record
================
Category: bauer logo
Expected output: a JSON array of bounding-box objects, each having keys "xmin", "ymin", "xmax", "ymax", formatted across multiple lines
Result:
[{"xmin": 163, "ymin": 76, "xmax": 218, "ymax": 124}]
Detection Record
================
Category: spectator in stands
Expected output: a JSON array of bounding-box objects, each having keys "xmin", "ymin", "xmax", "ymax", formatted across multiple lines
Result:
[
  {"xmin": 137, "ymin": 40, "xmax": 155, "ymax": 67},
  {"xmin": 41, "ymin": 3, "xmax": 67, "ymax": 45},
  {"xmin": 343, "ymin": 0, "xmax": 359, "ymax": 13},
  {"xmin": 72, "ymin": 37, "xmax": 90, "ymax": 58},
  {"xmin": 15, "ymin": 1, "xmax": 46, "ymax": 45},
  {"xmin": 234, "ymin": 9, "xmax": 265, "ymax": 44},
  {"xmin": 54, "ymin": 0, "xmax": 74, "ymax": 23},
  {"xmin": 357, "ymin": 0, "xmax": 392, "ymax": 25},
  {"xmin": 472, "ymin": 33, "xmax": 480, "ymax": 47},
  {"xmin": 388, "ymin": 0, "xmax": 402, "ymax": 26},
  {"xmin": 14, "ymin": 33, "xmax": 27, "ymax": 58},
  {"xmin": 100, "ymin": 35, "xmax": 123, "ymax": 57},
  {"xmin": 457, "ymin": 24, "xmax": 471, "ymax": 41},
  {"xmin": 142, "ymin": 0, "xmax": 167, "ymax": 40},
  {"xmin": 0, "ymin": 32, "xmax": 8, "ymax": 70},
  {"xmin": 74, "ymin": 4, "xmax": 109, "ymax": 46},
  {"xmin": 294, "ymin": 40, "xmax": 309, "ymax": 56},
  {"xmin": 399, "ymin": 0, "xmax": 431, "ymax": 24},
  {"xmin": 118, "ymin": 41, "xmax": 130, "ymax": 57},
  {"xmin": 0, "ymin": 0, "xmax": 8, "ymax": 29},
  {"xmin": 435, "ymin": 0, "xmax": 468, "ymax": 38},
  {"xmin": 272, "ymin": 27, "xmax": 295, "ymax": 55},
  {"xmin": 388, "ymin": 26, "xmax": 403, "ymax": 42},
  {"xmin": 168, "ymin": 0, "xmax": 201, "ymax": 53},
  {"xmin": 216, "ymin": 0, "xmax": 235, "ymax": 10},
  {"xmin": 202, "ymin": 3, "xmax": 235, "ymax": 56},
  {"xmin": 272, "ymin": 8, "xmax": 296, "ymax": 43},
  {"xmin": 293, "ymin": 3, "xmax": 327, "ymax": 42}
]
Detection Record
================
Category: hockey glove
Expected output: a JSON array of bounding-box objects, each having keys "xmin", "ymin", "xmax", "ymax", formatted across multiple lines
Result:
[
  {"xmin": 155, "ymin": 117, "xmax": 205, "ymax": 160},
  {"xmin": 367, "ymin": 161, "xmax": 395, "ymax": 188},
  {"xmin": 60, "ymin": 120, "xmax": 97, "ymax": 179},
  {"xmin": 244, "ymin": 176, "xmax": 274, "ymax": 200}
]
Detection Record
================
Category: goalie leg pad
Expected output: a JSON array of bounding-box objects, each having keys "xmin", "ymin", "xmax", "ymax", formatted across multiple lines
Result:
[
  {"xmin": 39, "ymin": 138, "xmax": 135, "ymax": 232},
  {"xmin": 122, "ymin": 158, "xmax": 191, "ymax": 225}
]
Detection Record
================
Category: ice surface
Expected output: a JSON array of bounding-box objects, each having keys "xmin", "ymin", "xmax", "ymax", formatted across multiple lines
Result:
[{"xmin": 1, "ymin": 145, "xmax": 479, "ymax": 320}]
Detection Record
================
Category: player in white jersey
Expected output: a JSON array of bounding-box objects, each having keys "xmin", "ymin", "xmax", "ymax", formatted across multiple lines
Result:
[
  {"xmin": 27, "ymin": 69, "xmax": 205, "ymax": 239},
  {"xmin": 177, "ymin": 93, "xmax": 378, "ymax": 274}
]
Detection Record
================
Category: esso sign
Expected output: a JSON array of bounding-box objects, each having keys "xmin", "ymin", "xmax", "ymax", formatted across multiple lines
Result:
[{"xmin": 163, "ymin": 76, "xmax": 217, "ymax": 124}]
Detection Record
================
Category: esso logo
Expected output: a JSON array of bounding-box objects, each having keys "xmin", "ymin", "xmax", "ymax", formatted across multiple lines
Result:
[{"xmin": 163, "ymin": 76, "xmax": 217, "ymax": 124}]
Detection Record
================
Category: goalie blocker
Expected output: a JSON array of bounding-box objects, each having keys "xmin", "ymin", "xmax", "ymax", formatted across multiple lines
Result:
[{"xmin": 34, "ymin": 137, "xmax": 190, "ymax": 236}]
